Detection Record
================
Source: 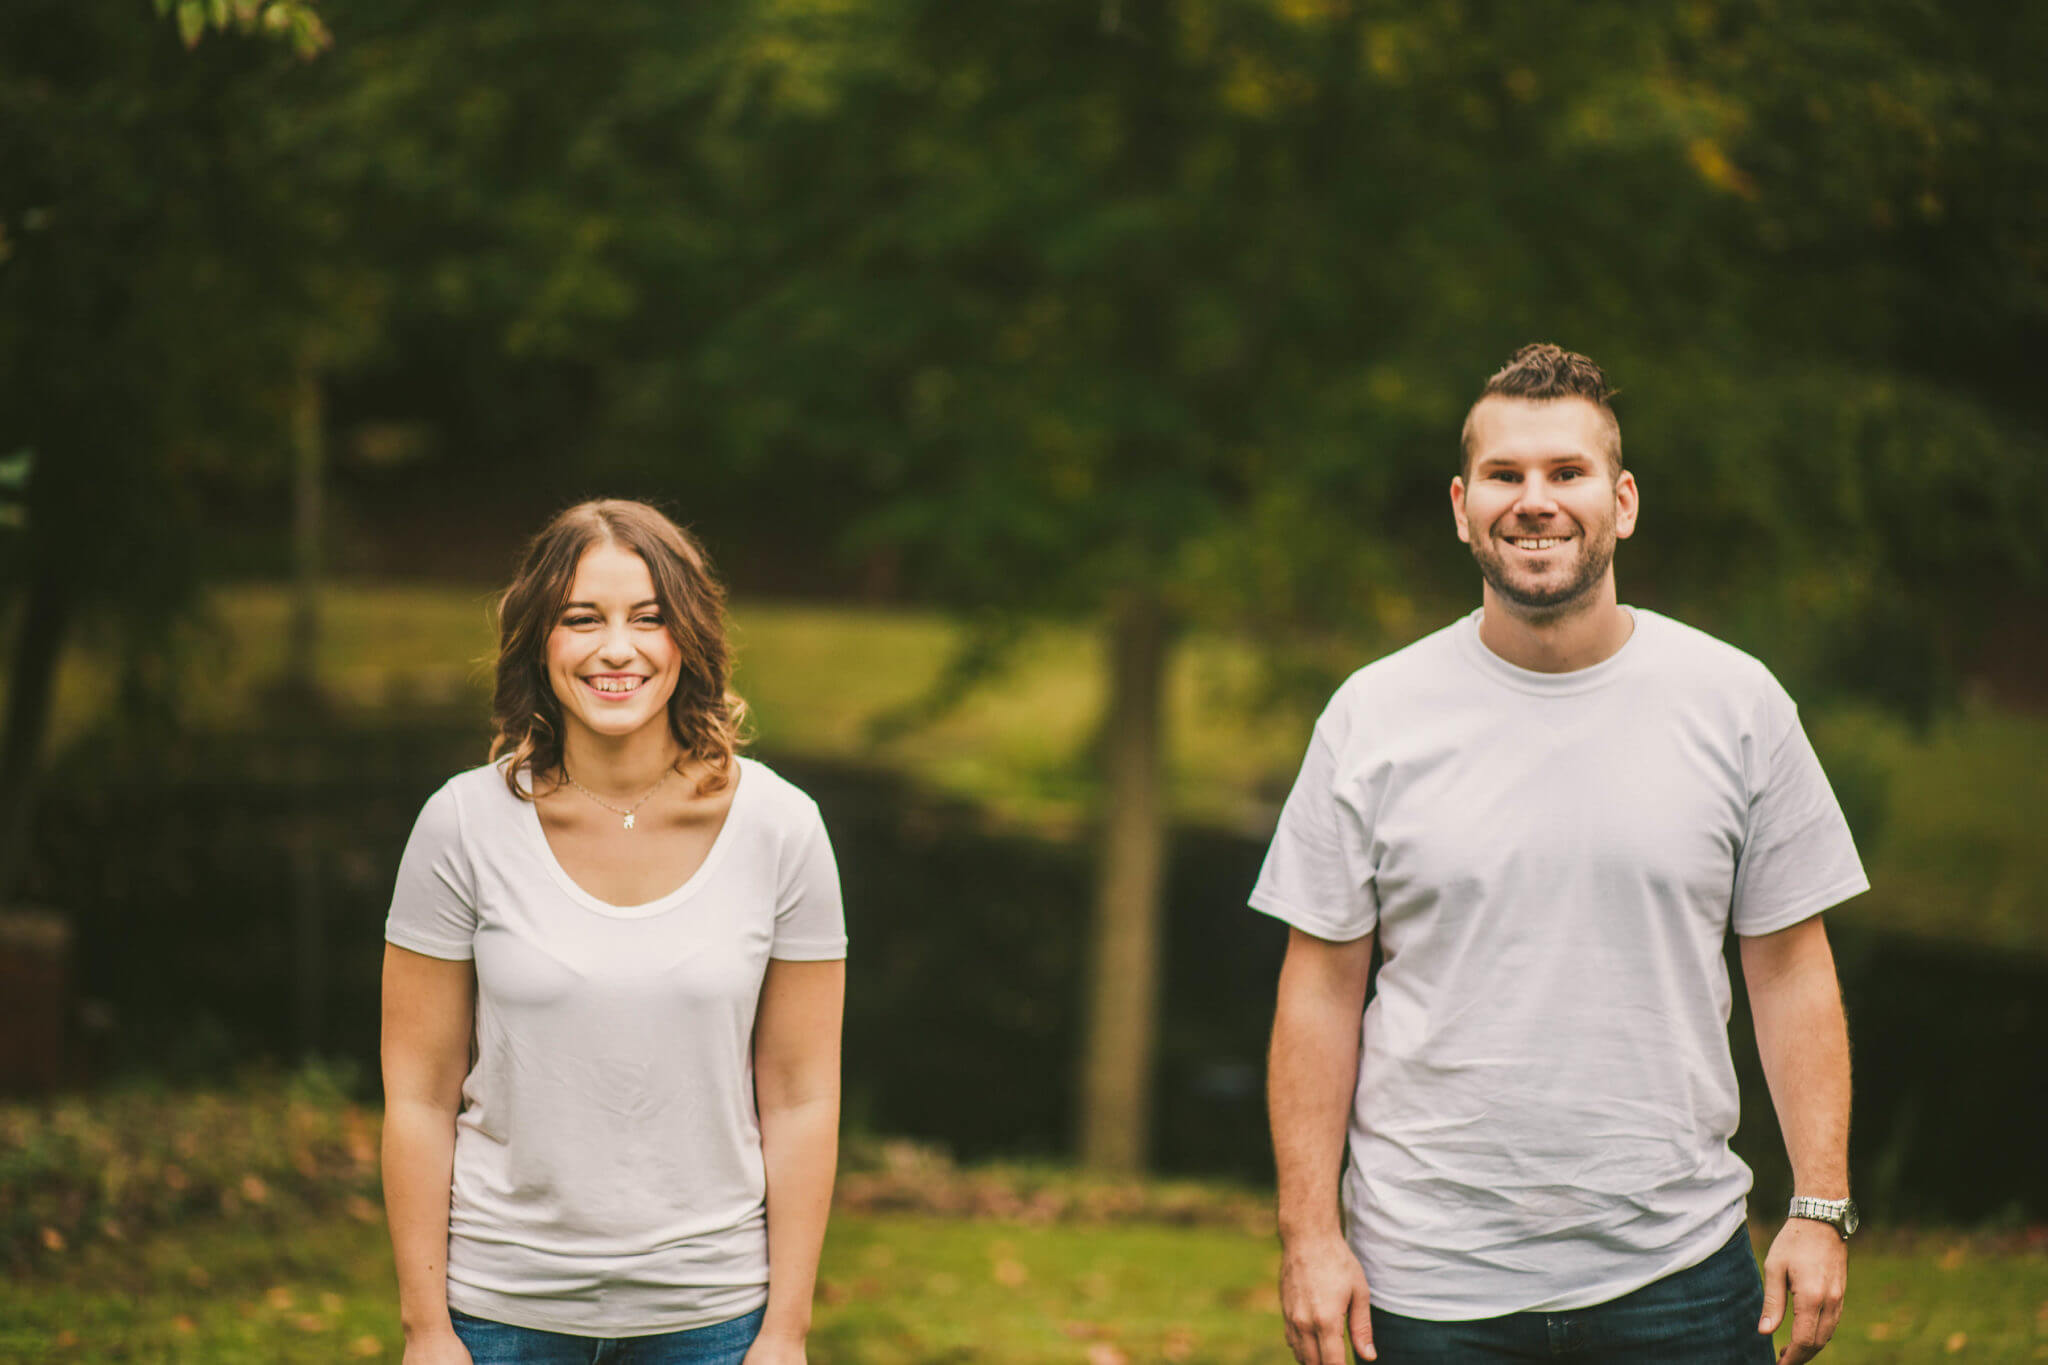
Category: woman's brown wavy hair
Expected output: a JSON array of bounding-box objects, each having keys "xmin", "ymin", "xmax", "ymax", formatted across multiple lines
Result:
[{"xmin": 488, "ymin": 499, "xmax": 747, "ymax": 800}]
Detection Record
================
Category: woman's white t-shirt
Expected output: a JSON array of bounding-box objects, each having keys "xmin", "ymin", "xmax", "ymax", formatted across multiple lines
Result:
[{"xmin": 385, "ymin": 755, "xmax": 846, "ymax": 1335}]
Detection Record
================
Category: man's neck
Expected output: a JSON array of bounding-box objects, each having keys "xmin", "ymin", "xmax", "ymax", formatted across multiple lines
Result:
[{"xmin": 1476, "ymin": 588, "xmax": 1635, "ymax": 674}]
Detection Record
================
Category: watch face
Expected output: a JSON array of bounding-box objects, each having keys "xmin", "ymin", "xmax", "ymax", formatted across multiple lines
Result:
[{"xmin": 1842, "ymin": 1202, "xmax": 1860, "ymax": 1236}]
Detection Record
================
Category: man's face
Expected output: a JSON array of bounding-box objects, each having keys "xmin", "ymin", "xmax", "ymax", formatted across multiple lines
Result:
[{"xmin": 1451, "ymin": 396, "xmax": 1638, "ymax": 618}]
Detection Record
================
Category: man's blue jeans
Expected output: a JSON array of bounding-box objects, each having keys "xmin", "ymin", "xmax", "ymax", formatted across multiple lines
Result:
[
  {"xmin": 1368, "ymin": 1224, "xmax": 1777, "ymax": 1362},
  {"xmin": 449, "ymin": 1305, "xmax": 764, "ymax": 1365}
]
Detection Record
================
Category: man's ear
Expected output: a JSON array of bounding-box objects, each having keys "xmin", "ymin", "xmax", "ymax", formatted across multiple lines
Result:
[
  {"xmin": 1451, "ymin": 476, "xmax": 1471, "ymax": 544},
  {"xmin": 1614, "ymin": 469, "xmax": 1639, "ymax": 540}
]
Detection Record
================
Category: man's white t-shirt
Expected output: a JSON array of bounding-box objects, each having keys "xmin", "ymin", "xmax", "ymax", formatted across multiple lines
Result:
[
  {"xmin": 385, "ymin": 755, "xmax": 846, "ymax": 1335},
  {"xmin": 1250, "ymin": 609, "xmax": 1866, "ymax": 1320}
]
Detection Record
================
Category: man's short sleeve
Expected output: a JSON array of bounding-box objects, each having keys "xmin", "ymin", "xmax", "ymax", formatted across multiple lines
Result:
[
  {"xmin": 771, "ymin": 799, "xmax": 847, "ymax": 961},
  {"xmin": 1731, "ymin": 695, "xmax": 1869, "ymax": 937},
  {"xmin": 1249, "ymin": 726, "xmax": 1378, "ymax": 942},
  {"xmin": 384, "ymin": 781, "xmax": 480, "ymax": 960}
]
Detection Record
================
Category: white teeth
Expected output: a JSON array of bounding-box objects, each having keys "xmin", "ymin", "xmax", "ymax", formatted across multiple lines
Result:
[
  {"xmin": 587, "ymin": 677, "xmax": 641, "ymax": 693},
  {"xmin": 1510, "ymin": 537, "xmax": 1564, "ymax": 549}
]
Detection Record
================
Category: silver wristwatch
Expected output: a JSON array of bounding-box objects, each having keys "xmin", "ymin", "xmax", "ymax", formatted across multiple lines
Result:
[{"xmin": 1787, "ymin": 1195, "xmax": 1860, "ymax": 1240}]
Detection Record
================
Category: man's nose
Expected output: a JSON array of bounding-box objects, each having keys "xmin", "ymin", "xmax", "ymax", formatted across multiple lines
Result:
[{"xmin": 1513, "ymin": 476, "xmax": 1560, "ymax": 515}]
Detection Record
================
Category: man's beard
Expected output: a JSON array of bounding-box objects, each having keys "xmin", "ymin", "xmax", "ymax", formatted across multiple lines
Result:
[{"xmin": 1470, "ymin": 523, "xmax": 1616, "ymax": 615}]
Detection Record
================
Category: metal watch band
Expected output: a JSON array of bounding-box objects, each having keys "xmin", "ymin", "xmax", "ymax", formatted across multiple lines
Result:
[{"xmin": 1787, "ymin": 1195, "xmax": 1857, "ymax": 1238}]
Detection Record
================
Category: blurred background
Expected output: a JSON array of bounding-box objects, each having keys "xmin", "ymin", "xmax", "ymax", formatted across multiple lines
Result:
[{"xmin": 2, "ymin": 0, "xmax": 2044, "ymax": 1360}]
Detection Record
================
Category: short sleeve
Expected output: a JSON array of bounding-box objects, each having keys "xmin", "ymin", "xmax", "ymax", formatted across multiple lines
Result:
[
  {"xmin": 1731, "ymin": 695, "xmax": 1869, "ymax": 937},
  {"xmin": 1249, "ymin": 726, "xmax": 1379, "ymax": 942},
  {"xmin": 385, "ymin": 781, "xmax": 480, "ymax": 960},
  {"xmin": 771, "ymin": 799, "xmax": 847, "ymax": 961}
]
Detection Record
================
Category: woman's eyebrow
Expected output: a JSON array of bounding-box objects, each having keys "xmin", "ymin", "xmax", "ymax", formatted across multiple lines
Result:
[{"xmin": 558, "ymin": 599, "xmax": 661, "ymax": 610}]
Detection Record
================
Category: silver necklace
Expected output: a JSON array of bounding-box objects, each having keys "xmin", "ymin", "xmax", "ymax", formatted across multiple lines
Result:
[{"xmin": 563, "ymin": 766, "xmax": 675, "ymax": 831}]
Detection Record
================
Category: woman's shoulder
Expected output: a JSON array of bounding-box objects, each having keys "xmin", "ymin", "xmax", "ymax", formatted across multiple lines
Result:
[
  {"xmin": 732, "ymin": 755, "xmax": 825, "ymax": 826},
  {"xmin": 419, "ymin": 760, "xmax": 531, "ymax": 827}
]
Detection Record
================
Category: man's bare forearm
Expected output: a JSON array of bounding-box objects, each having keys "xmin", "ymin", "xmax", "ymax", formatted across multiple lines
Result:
[
  {"xmin": 1269, "ymin": 928, "xmax": 1375, "ymax": 1244},
  {"xmin": 1742, "ymin": 916, "xmax": 1851, "ymax": 1198}
]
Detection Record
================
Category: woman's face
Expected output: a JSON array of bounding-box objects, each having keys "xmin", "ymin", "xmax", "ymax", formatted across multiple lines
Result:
[{"xmin": 545, "ymin": 542, "xmax": 682, "ymax": 751}]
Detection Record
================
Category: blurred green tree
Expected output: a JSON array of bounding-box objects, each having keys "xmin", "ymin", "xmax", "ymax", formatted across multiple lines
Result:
[
  {"xmin": 0, "ymin": 0, "xmax": 351, "ymax": 897},
  {"xmin": 639, "ymin": 0, "xmax": 2048, "ymax": 1169}
]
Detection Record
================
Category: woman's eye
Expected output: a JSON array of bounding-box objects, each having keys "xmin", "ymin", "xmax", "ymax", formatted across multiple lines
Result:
[
  {"xmin": 564, "ymin": 614, "xmax": 599, "ymax": 627},
  {"xmin": 635, "ymin": 614, "xmax": 664, "ymax": 627}
]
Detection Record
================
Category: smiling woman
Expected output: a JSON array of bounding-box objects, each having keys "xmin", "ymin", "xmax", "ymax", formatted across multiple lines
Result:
[{"xmin": 379, "ymin": 499, "xmax": 847, "ymax": 1365}]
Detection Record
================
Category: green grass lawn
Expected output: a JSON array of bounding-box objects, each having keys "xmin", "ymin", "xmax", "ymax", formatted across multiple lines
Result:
[
  {"xmin": 31, "ymin": 581, "xmax": 2048, "ymax": 953},
  {"xmin": 6, "ymin": 1084, "xmax": 2044, "ymax": 1362},
  {"xmin": 4, "ymin": 1208, "xmax": 2044, "ymax": 1363}
]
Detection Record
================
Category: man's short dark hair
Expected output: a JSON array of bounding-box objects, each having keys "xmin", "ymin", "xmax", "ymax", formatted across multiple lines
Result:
[{"xmin": 1460, "ymin": 343, "xmax": 1623, "ymax": 475}]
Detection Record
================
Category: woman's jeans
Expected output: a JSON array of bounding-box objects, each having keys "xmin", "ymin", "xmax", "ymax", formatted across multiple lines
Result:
[
  {"xmin": 449, "ymin": 1305, "xmax": 765, "ymax": 1365},
  {"xmin": 1368, "ymin": 1224, "xmax": 1777, "ymax": 1362}
]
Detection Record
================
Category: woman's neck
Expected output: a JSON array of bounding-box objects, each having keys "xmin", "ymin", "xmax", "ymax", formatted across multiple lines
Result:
[{"xmin": 558, "ymin": 724, "xmax": 684, "ymax": 800}]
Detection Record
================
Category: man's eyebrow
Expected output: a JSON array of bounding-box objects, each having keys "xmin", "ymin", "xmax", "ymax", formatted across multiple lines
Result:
[{"xmin": 1474, "ymin": 452, "xmax": 1595, "ymax": 469}]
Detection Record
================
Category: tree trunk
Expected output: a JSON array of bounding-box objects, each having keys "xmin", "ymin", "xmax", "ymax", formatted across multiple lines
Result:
[
  {"xmin": 1078, "ymin": 588, "xmax": 1172, "ymax": 1172},
  {"xmin": 287, "ymin": 360, "xmax": 323, "ymax": 698},
  {"xmin": 0, "ymin": 571, "xmax": 72, "ymax": 902},
  {"xmin": 289, "ymin": 358, "xmax": 327, "ymax": 1055}
]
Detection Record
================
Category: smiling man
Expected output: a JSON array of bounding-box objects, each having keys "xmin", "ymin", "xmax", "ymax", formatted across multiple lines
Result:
[{"xmin": 1255, "ymin": 345, "xmax": 1865, "ymax": 1365}]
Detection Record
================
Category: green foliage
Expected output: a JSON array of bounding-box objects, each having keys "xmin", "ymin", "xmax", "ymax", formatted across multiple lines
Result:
[
  {"xmin": 631, "ymin": 0, "xmax": 2048, "ymax": 721},
  {"xmin": 0, "ymin": 1067, "xmax": 382, "ymax": 1275},
  {"xmin": 152, "ymin": 0, "xmax": 330, "ymax": 58}
]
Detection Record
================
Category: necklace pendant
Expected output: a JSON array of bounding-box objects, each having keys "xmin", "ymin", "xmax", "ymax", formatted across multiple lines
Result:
[{"xmin": 622, "ymin": 813, "xmax": 635, "ymax": 831}]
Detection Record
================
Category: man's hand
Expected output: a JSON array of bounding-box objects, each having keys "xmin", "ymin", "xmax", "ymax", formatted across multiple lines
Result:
[
  {"xmin": 1281, "ymin": 1231, "xmax": 1375, "ymax": 1364},
  {"xmin": 1758, "ymin": 1218, "xmax": 1847, "ymax": 1364}
]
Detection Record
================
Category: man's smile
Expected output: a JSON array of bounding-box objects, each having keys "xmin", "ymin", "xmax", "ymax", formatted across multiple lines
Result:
[{"xmin": 1502, "ymin": 532, "xmax": 1574, "ymax": 552}]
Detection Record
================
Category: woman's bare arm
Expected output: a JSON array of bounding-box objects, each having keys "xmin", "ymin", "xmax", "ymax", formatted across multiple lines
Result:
[
  {"xmin": 381, "ymin": 944, "xmax": 476, "ymax": 1363},
  {"xmin": 747, "ymin": 958, "xmax": 846, "ymax": 1363}
]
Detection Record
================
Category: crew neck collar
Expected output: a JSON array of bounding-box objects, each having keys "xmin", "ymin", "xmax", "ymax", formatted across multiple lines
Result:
[{"xmin": 1457, "ymin": 606, "xmax": 1647, "ymax": 696}]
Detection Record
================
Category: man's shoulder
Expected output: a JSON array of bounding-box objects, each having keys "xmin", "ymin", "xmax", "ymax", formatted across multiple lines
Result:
[
  {"xmin": 1316, "ymin": 616, "xmax": 1474, "ymax": 734},
  {"xmin": 1632, "ymin": 609, "xmax": 1785, "ymax": 697}
]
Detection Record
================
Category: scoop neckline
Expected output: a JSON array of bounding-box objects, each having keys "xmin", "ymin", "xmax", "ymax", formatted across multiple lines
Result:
[{"xmin": 520, "ymin": 757, "xmax": 753, "ymax": 919}]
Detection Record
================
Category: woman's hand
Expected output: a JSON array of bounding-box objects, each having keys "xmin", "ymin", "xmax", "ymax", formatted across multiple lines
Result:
[
  {"xmin": 401, "ymin": 1326, "xmax": 474, "ymax": 1365},
  {"xmin": 741, "ymin": 1328, "xmax": 808, "ymax": 1365}
]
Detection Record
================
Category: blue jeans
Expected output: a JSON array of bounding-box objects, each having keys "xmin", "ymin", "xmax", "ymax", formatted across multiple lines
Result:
[
  {"xmin": 449, "ymin": 1306, "xmax": 764, "ymax": 1365},
  {"xmin": 1369, "ymin": 1225, "xmax": 1775, "ymax": 1362}
]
